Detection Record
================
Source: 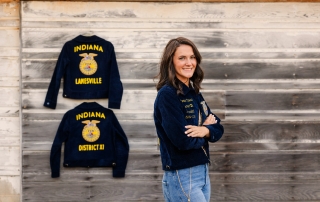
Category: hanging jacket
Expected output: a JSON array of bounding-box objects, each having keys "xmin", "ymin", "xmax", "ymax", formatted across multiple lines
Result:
[
  {"xmin": 44, "ymin": 35, "xmax": 123, "ymax": 109},
  {"xmin": 50, "ymin": 102, "xmax": 129, "ymax": 178}
]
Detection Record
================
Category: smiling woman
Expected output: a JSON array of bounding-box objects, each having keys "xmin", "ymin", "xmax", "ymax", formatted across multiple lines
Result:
[{"xmin": 153, "ymin": 37, "xmax": 224, "ymax": 202}]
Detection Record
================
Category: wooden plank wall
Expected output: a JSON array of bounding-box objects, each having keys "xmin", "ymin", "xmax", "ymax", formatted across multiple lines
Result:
[
  {"xmin": 20, "ymin": 1, "xmax": 320, "ymax": 201},
  {"xmin": 0, "ymin": 2, "xmax": 21, "ymax": 202}
]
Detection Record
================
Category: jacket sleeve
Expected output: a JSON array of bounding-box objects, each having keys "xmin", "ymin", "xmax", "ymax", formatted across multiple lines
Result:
[
  {"xmin": 111, "ymin": 112, "xmax": 129, "ymax": 177},
  {"xmin": 107, "ymin": 44, "xmax": 123, "ymax": 109},
  {"xmin": 50, "ymin": 112, "xmax": 70, "ymax": 178},
  {"xmin": 44, "ymin": 44, "xmax": 69, "ymax": 109},
  {"xmin": 201, "ymin": 98, "xmax": 224, "ymax": 142},
  {"xmin": 156, "ymin": 90, "xmax": 206, "ymax": 150}
]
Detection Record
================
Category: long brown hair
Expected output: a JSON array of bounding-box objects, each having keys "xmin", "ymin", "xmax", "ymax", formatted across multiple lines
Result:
[{"xmin": 155, "ymin": 37, "xmax": 204, "ymax": 94}]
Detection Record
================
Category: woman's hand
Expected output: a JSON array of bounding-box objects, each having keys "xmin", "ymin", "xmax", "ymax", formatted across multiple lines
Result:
[
  {"xmin": 184, "ymin": 114, "xmax": 217, "ymax": 138},
  {"xmin": 185, "ymin": 125, "xmax": 209, "ymax": 138},
  {"xmin": 203, "ymin": 114, "xmax": 217, "ymax": 125}
]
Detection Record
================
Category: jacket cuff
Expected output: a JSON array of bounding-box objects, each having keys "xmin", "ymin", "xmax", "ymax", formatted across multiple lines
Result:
[
  {"xmin": 51, "ymin": 171, "xmax": 60, "ymax": 178},
  {"xmin": 44, "ymin": 100, "xmax": 57, "ymax": 109},
  {"xmin": 108, "ymin": 101, "xmax": 121, "ymax": 109},
  {"xmin": 112, "ymin": 169, "xmax": 125, "ymax": 178}
]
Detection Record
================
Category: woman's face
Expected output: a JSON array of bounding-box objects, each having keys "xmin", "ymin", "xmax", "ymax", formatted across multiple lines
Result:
[{"xmin": 173, "ymin": 44, "xmax": 197, "ymax": 83}]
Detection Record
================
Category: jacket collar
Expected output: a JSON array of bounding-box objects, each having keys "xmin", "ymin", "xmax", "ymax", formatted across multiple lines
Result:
[
  {"xmin": 74, "ymin": 35, "xmax": 103, "ymax": 43},
  {"xmin": 181, "ymin": 82, "xmax": 192, "ymax": 95},
  {"xmin": 76, "ymin": 102, "xmax": 102, "ymax": 110}
]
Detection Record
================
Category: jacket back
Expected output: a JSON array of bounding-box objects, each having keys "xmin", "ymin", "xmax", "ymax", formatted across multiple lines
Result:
[
  {"xmin": 50, "ymin": 102, "xmax": 129, "ymax": 178},
  {"xmin": 44, "ymin": 35, "xmax": 123, "ymax": 109}
]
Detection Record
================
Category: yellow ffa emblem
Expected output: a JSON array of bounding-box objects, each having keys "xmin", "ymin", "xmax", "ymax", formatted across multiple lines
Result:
[
  {"xmin": 81, "ymin": 120, "xmax": 100, "ymax": 142},
  {"xmin": 79, "ymin": 53, "xmax": 98, "ymax": 75}
]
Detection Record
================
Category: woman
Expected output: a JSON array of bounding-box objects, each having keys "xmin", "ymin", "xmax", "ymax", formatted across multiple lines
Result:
[{"xmin": 153, "ymin": 37, "xmax": 224, "ymax": 202}]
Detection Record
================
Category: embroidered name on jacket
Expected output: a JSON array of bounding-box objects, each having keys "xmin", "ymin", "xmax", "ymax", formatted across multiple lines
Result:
[
  {"xmin": 181, "ymin": 98, "xmax": 195, "ymax": 119},
  {"xmin": 79, "ymin": 144, "xmax": 105, "ymax": 151},
  {"xmin": 74, "ymin": 44, "xmax": 104, "ymax": 52},
  {"xmin": 75, "ymin": 77, "xmax": 102, "ymax": 84},
  {"xmin": 76, "ymin": 111, "xmax": 106, "ymax": 120}
]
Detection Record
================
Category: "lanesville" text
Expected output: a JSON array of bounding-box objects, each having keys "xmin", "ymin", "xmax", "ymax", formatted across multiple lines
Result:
[{"xmin": 75, "ymin": 77, "xmax": 102, "ymax": 85}]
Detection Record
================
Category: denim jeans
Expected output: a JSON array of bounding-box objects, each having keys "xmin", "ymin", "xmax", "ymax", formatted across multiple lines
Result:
[{"xmin": 162, "ymin": 164, "xmax": 210, "ymax": 202}]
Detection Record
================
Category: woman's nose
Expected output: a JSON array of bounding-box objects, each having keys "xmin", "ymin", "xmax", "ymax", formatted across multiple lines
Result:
[{"xmin": 185, "ymin": 58, "xmax": 192, "ymax": 65}]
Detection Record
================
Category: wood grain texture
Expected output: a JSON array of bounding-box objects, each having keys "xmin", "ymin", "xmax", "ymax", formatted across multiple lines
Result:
[
  {"xmin": 20, "ymin": 1, "xmax": 320, "ymax": 201},
  {"xmin": 21, "ymin": 30, "xmax": 320, "ymax": 49},
  {"xmin": 0, "ymin": 1, "xmax": 20, "ymax": 201},
  {"xmin": 21, "ymin": 59, "xmax": 320, "ymax": 80}
]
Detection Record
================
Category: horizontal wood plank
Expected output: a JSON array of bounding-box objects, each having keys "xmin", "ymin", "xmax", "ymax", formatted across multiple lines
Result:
[
  {"xmin": 0, "ymin": 58, "xmax": 20, "ymax": 77},
  {"xmin": 0, "ymin": 176, "xmax": 20, "ymax": 195},
  {"xmin": 21, "ymin": 30, "xmax": 320, "ymax": 49},
  {"xmin": 21, "ymin": 50, "xmax": 320, "ymax": 60},
  {"xmin": 22, "ymin": 120, "xmax": 320, "ymax": 144},
  {"xmin": 21, "ymin": 2, "xmax": 320, "ymax": 20},
  {"xmin": 0, "ymin": 87, "xmax": 20, "ymax": 107},
  {"xmin": 0, "ymin": 2, "xmax": 19, "ymax": 18},
  {"xmin": 21, "ymin": 90, "xmax": 225, "ymax": 111},
  {"xmin": 226, "ymin": 91, "xmax": 320, "ymax": 110},
  {"xmin": 23, "ymin": 151, "xmax": 320, "ymax": 173},
  {"xmin": 21, "ymin": 90, "xmax": 320, "ymax": 111},
  {"xmin": 21, "ymin": 79, "xmax": 320, "ymax": 91},
  {"xmin": 21, "ymin": 180, "xmax": 320, "ymax": 201},
  {"xmin": 22, "ymin": 20, "xmax": 320, "ymax": 29},
  {"xmin": 21, "ymin": 59, "xmax": 320, "ymax": 80}
]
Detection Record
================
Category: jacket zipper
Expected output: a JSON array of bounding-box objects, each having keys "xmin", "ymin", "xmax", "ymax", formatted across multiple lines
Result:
[{"xmin": 199, "ymin": 110, "xmax": 211, "ymax": 165}]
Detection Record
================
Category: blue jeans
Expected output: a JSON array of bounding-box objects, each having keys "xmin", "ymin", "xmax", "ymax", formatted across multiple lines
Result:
[{"xmin": 162, "ymin": 164, "xmax": 210, "ymax": 202}]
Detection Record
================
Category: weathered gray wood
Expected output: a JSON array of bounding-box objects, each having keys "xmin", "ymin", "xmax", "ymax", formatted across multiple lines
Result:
[
  {"xmin": 23, "ymin": 150, "xmax": 320, "ymax": 173},
  {"xmin": 21, "ymin": 79, "xmax": 320, "ymax": 91},
  {"xmin": 21, "ymin": 50, "xmax": 320, "ymax": 60},
  {"xmin": 226, "ymin": 90, "xmax": 320, "ymax": 110},
  {"xmin": 21, "ymin": 20, "xmax": 320, "ymax": 29},
  {"xmin": 23, "ymin": 151, "xmax": 163, "ymax": 174},
  {"xmin": 21, "ymin": 59, "xmax": 320, "ymax": 80},
  {"xmin": 20, "ymin": 1, "xmax": 320, "ymax": 202},
  {"xmin": 23, "ymin": 180, "xmax": 163, "ymax": 202},
  {"xmin": 22, "ymin": 109, "xmax": 155, "ymax": 121},
  {"xmin": 0, "ymin": 2, "xmax": 21, "ymax": 201},
  {"xmin": 21, "ymin": 90, "xmax": 320, "ymax": 111},
  {"xmin": 0, "ymin": 117, "xmax": 20, "ymax": 146},
  {"xmin": 23, "ymin": 120, "xmax": 320, "ymax": 142},
  {"xmin": 22, "ymin": 181, "xmax": 320, "ymax": 201},
  {"xmin": 21, "ymin": 90, "xmax": 225, "ymax": 110},
  {"xmin": 21, "ymin": 30, "xmax": 320, "ymax": 49},
  {"xmin": 20, "ymin": 2, "xmax": 320, "ymax": 20}
]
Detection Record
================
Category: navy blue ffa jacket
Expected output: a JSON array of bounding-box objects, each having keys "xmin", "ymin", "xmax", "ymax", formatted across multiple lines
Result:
[
  {"xmin": 50, "ymin": 102, "xmax": 129, "ymax": 178},
  {"xmin": 44, "ymin": 35, "xmax": 123, "ymax": 109},
  {"xmin": 153, "ymin": 83, "xmax": 224, "ymax": 171}
]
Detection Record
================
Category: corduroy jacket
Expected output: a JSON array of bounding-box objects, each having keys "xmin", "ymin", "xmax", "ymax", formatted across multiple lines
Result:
[
  {"xmin": 153, "ymin": 83, "xmax": 224, "ymax": 171},
  {"xmin": 50, "ymin": 102, "xmax": 129, "ymax": 178},
  {"xmin": 44, "ymin": 35, "xmax": 123, "ymax": 109}
]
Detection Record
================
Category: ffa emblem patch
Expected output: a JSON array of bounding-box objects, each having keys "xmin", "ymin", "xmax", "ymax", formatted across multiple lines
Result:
[
  {"xmin": 81, "ymin": 120, "xmax": 100, "ymax": 142},
  {"xmin": 200, "ymin": 101, "xmax": 209, "ymax": 116},
  {"xmin": 79, "ymin": 53, "xmax": 98, "ymax": 75}
]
